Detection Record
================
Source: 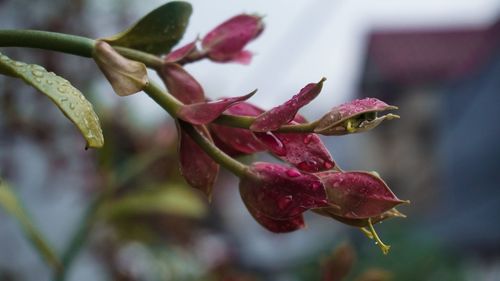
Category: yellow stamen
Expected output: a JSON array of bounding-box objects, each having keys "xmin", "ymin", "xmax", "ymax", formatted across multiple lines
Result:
[{"xmin": 367, "ymin": 218, "xmax": 391, "ymax": 255}]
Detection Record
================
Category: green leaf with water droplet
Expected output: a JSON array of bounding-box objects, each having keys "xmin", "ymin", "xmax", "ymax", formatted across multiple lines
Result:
[
  {"xmin": 102, "ymin": 1, "xmax": 192, "ymax": 55},
  {"xmin": 0, "ymin": 52, "xmax": 104, "ymax": 149},
  {"xmin": 0, "ymin": 179, "xmax": 62, "ymax": 271}
]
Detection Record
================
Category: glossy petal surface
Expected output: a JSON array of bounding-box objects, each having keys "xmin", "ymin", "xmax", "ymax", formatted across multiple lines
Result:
[
  {"xmin": 250, "ymin": 79, "xmax": 325, "ymax": 132},
  {"xmin": 239, "ymin": 162, "xmax": 327, "ymax": 220},
  {"xmin": 254, "ymin": 128, "xmax": 335, "ymax": 172},
  {"xmin": 316, "ymin": 171, "xmax": 407, "ymax": 219}
]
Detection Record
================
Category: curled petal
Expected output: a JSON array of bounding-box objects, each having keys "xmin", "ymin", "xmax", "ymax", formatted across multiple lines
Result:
[
  {"xmin": 316, "ymin": 171, "xmax": 408, "ymax": 219},
  {"xmin": 202, "ymin": 14, "xmax": 264, "ymax": 63},
  {"xmin": 177, "ymin": 90, "xmax": 256, "ymax": 125},
  {"xmin": 159, "ymin": 63, "xmax": 204, "ymax": 104},
  {"xmin": 315, "ymin": 98, "xmax": 399, "ymax": 135},
  {"xmin": 178, "ymin": 124, "xmax": 219, "ymax": 199},
  {"xmin": 239, "ymin": 162, "xmax": 327, "ymax": 220},
  {"xmin": 250, "ymin": 78, "xmax": 325, "ymax": 132},
  {"xmin": 243, "ymin": 200, "xmax": 305, "ymax": 233},
  {"xmin": 211, "ymin": 102, "xmax": 265, "ymax": 155},
  {"xmin": 164, "ymin": 40, "xmax": 197, "ymax": 63},
  {"xmin": 254, "ymin": 129, "xmax": 335, "ymax": 172}
]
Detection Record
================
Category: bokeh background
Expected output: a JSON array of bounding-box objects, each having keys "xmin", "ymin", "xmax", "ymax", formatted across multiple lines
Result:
[{"xmin": 1, "ymin": 0, "xmax": 500, "ymax": 280}]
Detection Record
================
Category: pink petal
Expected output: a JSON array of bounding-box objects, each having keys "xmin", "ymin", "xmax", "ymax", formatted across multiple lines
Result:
[
  {"xmin": 316, "ymin": 171, "xmax": 407, "ymax": 219},
  {"xmin": 239, "ymin": 162, "xmax": 327, "ymax": 220},
  {"xmin": 178, "ymin": 124, "xmax": 219, "ymax": 199},
  {"xmin": 254, "ymin": 128, "xmax": 335, "ymax": 172},
  {"xmin": 243, "ymin": 200, "xmax": 305, "ymax": 233},
  {"xmin": 177, "ymin": 90, "xmax": 256, "ymax": 125},
  {"xmin": 202, "ymin": 14, "xmax": 264, "ymax": 63},
  {"xmin": 164, "ymin": 40, "xmax": 197, "ymax": 63},
  {"xmin": 250, "ymin": 78, "xmax": 325, "ymax": 132},
  {"xmin": 210, "ymin": 101, "xmax": 265, "ymax": 155},
  {"xmin": 159, "ymin": 63, "xmax": 205, "ymax": 104}
]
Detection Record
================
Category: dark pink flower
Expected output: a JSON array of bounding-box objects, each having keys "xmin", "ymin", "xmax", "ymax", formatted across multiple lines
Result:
[
  {"xmin": 177, "ymin": 90, "xmax": 256, "ymax": 125},
  {"xmin": 202, "ymin": 14, "xmax": 264, "ymax": 64},
  {"xmin": 315, "ymin": 171, "xmax": 408, "ymax": 219},
  {"xmin": 178, "ymin": 124, "xmax": 219, "ymax": 199},
  {"xmin": 250, "ymin": 78, "xmax": 325, "ymax": 132},
  {"xmin": 315, "ymin": 98, "xmax": 399, "ymax": 135},
  {"xmin": 239, "ymin": 162, "xmax": 328, "ymax": 221},
  {"xmin": 159, "ymin": 63, "xmax": 205, "ymax": 104}
]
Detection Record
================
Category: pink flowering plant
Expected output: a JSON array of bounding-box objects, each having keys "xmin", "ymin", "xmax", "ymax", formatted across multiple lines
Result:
[{"xmin": 0, "ymin": 1, "xmax": 408, "ymax": 277}]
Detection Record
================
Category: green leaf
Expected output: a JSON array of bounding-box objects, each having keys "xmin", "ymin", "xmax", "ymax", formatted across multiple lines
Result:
[
  {"xmin": 99, "ymin": 184, "xmax": 207, "ymax": 219},
  {"xmin": 0, "ymin": 52, "xmax": 104, "ymax": 149},
  {"xmin": 0, "ymin": 180, "xmax": 62, "ymax": 272},
  {"xmin": 103, "ymin": 1, "xmax": 193, "ymax": 55}
]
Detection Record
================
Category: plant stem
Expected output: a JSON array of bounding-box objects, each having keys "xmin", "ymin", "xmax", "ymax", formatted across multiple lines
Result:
[
  {"xmin": 143, "ymin": 82, "xmax": 250, "ymax": 177},
  {"xmin": 0, "ymin": 29, "xmax": 320, "ymax": 133}
]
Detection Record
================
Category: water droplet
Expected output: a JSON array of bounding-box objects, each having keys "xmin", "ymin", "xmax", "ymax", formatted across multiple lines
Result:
[
  {"xmin": 256, "ymin": 132, "xmax": 286, "ymax": 156},
  {"xmin": 303, "ymin": 134, "xmax": 313, "ymax": 144},
  {"xmin": 297, "ymin": 160, "xmax": 318, "ymax": 172},
  {"xmin": 311, "ymin": 181, "xmax": 321, "ymax": 190},
  {"xmin": 278, "ymin": 195, "xmax": 293, "ymax": 210},
  {"xmin": 57, "ymin": 86, "xmax": 68, "ymax": 93},
  {"xmin": 13, "ymin": 61, "xmax": 26, "ymax": 67},
  {"xmin": 324, "ymin": 161, "xmax": 334, "ymax": 169},
  {"xmin": 0, "ymin": 55, "xmax": 9, "ymax": 61},
  {"xmin": 31, "ymin": 69, "xmax": 44, "ymax": 78},
  {"xmin": 46, "ymin": 79, "xmax": 54, "ymax": 85},
  {"xmin": 60, "ymin": 97, "xmax": 68, "ymax": 103},
  {"xmin": 286, "ymin": 169, "xmax": 301, "ymax": 178}
]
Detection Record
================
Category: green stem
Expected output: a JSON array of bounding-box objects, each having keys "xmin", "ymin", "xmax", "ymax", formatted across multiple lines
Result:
[
  {"xmin": 143, "ymin": 82, "xmax": 249, "ymax": 177},
  {"xmin": 0, "ymin": 29, "xmax": 320, "ymax": 133}
]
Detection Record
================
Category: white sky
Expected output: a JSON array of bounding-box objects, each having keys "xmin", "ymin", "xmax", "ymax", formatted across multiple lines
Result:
[{"xmin": 117, "ymin": 0, "xmax": 500, "ymax": 125}]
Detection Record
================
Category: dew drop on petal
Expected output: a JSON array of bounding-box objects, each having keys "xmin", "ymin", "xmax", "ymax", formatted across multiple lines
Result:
[
  {"xmin": 278, "ymin": 195, "xmax": 293, "ymax": 210},
  {"xmin": 286, "ymin": 169, "xmax": 301, "ymax": 178}
]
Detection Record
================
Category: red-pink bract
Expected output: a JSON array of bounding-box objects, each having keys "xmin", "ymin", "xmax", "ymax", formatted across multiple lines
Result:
[
  {"xmin": 177, "ymin": 91, "xmax": 256, "ymax": 125},
  {"xmin": 202, "ymin": 14, "xmax": 264, "ymax": 63},
  {"xmin": 239, "ymin": 162, "xmax": 328, "ymax": 220},
  {"xmin": 210, "ymin": 102, "xmax": 265, "ymax": 154},
  {"xmin": 316, "ymin": 171, "xmax": 407, "ymax": 219},
  {"xmin": 243, "ymin": 200, "xmax": 305, "ymax": 233},
  {"xmin": 159, "ymin": 63, "xmax": 205, "ymax": 104},
  {"xmin": 254, "ymin": 128, "xmax": 335, "ymax": 172},
  {"xmin": 164, "ymin": 40, "xmax": 197, "ymax": 63},
  {"xmin": 178, "ymin": 124, "xmax": 219, "ymax": 199},
  {"xmin": 250, "ymin": 79, "xmax": 325, "ymax": 132}
]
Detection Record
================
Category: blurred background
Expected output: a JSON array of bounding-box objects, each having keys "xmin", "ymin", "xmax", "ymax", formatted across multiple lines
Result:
[{"xmin": 1, "ymin": 0, "xmax": 500, "ymax": 280}]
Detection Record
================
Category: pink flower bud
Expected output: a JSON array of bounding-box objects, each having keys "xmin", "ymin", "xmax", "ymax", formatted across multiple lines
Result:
[
  {"xmin": 177, "ymin": 90, "xmax": 256, "ymax": 125},
  {"xmin": 315, "ymin": 171, "xmax": 408, "ymax": 219},
  {"xmin": 239, "ymin": 162, "xmax": 328, "ymax": 220},
  {"xmin": 315, "ymin": 98, "xmax": 399, "ymax": 135},
  {"xmin": 250, "ymin": 78, "xmax": 325, "ymax": 132},
  {"xmin": 202, "ymin": 14, "xmax": 264, "ymax": 64}
]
